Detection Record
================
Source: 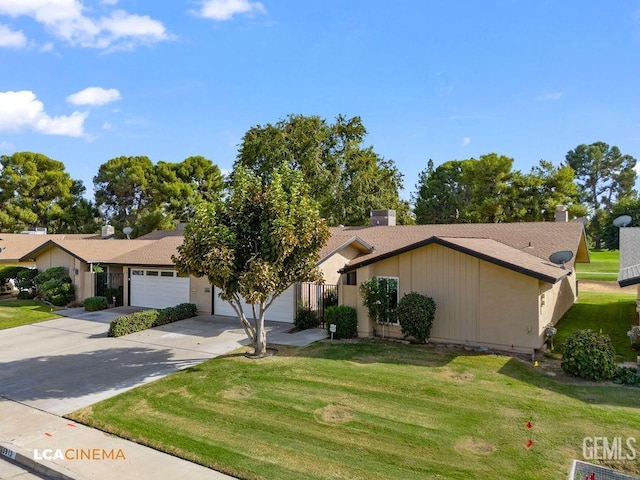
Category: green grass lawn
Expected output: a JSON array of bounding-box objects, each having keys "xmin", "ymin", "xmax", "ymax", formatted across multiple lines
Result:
[
  {"xmin": 69, "ymin": 342, "xmax": 640, "ymax": 480},
  {"xmin": 554, "ymin": 291, "xmax": 638, "ymax": 361},
  {"xmin": 575, "ymin": 250, "xmax": 619, "ymax": 281},
  {"xmin": 0, "ymin": 299, "xmax": 60, "ymax": 330}
]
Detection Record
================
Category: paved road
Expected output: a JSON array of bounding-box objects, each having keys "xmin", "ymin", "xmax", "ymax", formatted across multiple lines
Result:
[{"xmin": 0, "ymin": 309, "xmax": 297, "ymax": 415}]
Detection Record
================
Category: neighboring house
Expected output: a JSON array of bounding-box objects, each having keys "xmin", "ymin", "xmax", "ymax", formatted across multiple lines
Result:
[
  {"xmin": 617, "ymin": 227, "xmax": 640, "ymax": 321},
  {"xmin": 332, "ymin": 210, "xmax": 589, "ymax": 354},
  {"xmin": 5, "ymin": 210, "xmax": 589, "ymax": 353}
]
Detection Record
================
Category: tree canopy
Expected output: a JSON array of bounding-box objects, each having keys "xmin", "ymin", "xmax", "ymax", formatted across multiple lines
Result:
[
  {"xmin": 565, "ymin": 142, "xmax": 637, "ymax": 248},
  {"xmin": 0, "ymin": 152, "xmax": 98, "ymax": 233},
  {"xmin": 173, "ymin": 163, "xmax": 330, "ymax": 356},
  {"xmin": 94, "ymin": 155, "xmax": 224, "ymax": 238},
  {"xmin": 414, "ymin": 154, "xmax": 584, "ymax": 224},
  {"xmin": 236, "ymin": 114, "xmax": 412, "ymax": 226}
]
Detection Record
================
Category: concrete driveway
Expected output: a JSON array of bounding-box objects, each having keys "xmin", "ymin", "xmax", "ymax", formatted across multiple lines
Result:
[{"xmin": 0, "ymin": 308, "xmax": 318, "ymax": 416}]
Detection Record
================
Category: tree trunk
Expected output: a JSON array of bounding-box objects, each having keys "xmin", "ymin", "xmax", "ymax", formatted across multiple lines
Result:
[{"xmin": 253, "ymin": 315, "xmax": 267, "ymax": 356}]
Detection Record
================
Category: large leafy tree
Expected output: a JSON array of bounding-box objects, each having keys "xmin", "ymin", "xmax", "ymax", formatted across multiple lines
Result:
[
  {"xmin": 94, "ymin": 155, "xmax": 224, "ymax": 237},
  {"xmin": 94, "ymin": 156, "xmax": 156, "ymax": 235},
  {"xmin": 154, "ymin": 155, "xmax": 224, "ymax": 222},
  {"xmin": 566, "ymin": 142, "xmax": 637, "ymax": 247},
  {"xmin": 600, "ymin": 197, "xmax": 640, "ymax": 249},
  {"xmin": 174, "ymin": 163, "xmax": 330, "ymax": 357},
  {"xmin": 414, "ymin": 155, "xmax": 584, "ymax": 224},
  {"xmin": 236, "ymin": 114, "xmax": 411, "ymax": 226},
  {"xmin": 0, "ymin": 152, "xmax": 97, "ymax": 233}
]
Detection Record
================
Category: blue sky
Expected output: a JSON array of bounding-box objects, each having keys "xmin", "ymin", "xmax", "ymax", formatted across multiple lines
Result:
[{"xmin": 1, "ymin": 0, "xmax": 639, "ymax": 201}]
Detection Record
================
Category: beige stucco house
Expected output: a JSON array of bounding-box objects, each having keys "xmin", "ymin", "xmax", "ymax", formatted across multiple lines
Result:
[
  {"xmin": 331, "ymin": 218, "xmax": 589, "ymax": 354},
  {"xmin": 617, "ymin": 227, "xmax": 640, "ymax": 321}
]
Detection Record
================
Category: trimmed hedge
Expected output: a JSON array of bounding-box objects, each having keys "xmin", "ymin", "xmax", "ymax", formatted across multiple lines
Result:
[
  {"xmin": 325, "ymin": 305, "xmax": 357, "ymax": 339},
  {"xmin": 84, "ymin": 296, "xmax": 108, "ymax": 312},
  {"xmin": 397, "ymin": 292, "xmax": 436, "ymax": 343},
  {"xmin": 108, "ymin": 303, "xmax": 198, "ymax": 337},
  {"xmin": 34, "ymin": 267, "xmax": 75, "ymax": 306},
  {"xmin": 295, "ymin": 307, "xmax": 320, "ymax": 330},
  {"xmin": 561, "ymin": 329, "xmax": 617, "ymax": 381}
]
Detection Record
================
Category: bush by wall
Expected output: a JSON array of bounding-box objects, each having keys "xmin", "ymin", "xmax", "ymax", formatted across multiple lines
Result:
[
  {"xmin": 16, "ymin": 268, "xmax": 38, "ymax": 298},
  {"xmin": 561, "ymin": 329, "xmax": 617, "ymax": 381},
  {"xmin": 34, "ymin": 267, "xmax": 75, "ymax": 306},
  {"xmin": 84, "ymin": 296, "xmax": 108, "ymax": 312},
  {"xmin": 396, "ymin": 292, "xmax": 436, "ymax": 343},
  {"xmin": 108, "ymin": 303, "xmax": 198, "ymax": 337},
  {"xmin": 295, "ymin": 306, "xmax": 320, "ymax": 330},
  {"xmin": 613, "ymin": 366, "xmax": 640, "ymax": 386},
  {"xmin": 325, "ymin": 305, "xmax": 357, "ymax": 339}
]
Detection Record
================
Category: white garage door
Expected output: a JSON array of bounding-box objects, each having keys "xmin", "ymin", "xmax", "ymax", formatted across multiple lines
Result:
[
  {"xmin": 130, "ymin": 268, "xmax": 190, "ymax": 309},
  {"xmin": 214, "ymin": 286, "xmax": 295, "ymax": 323}
]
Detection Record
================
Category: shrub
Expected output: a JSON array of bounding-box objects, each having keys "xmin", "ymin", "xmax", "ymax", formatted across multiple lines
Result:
[
  {"xmin": 561, "ymin": 329, "xmax": 617, "ymax": 381},
  {"xmin": 108, "ymin": 303, "xmax": 198, "ymax": 337},
  {"xmin": 0, "ymin": 266, "xmax": 30, "ymax": 283},
  {"xmin": 396, "ymin": 292, "xmax": 436, "ymax": 343},
  {"xmin": 103, "ymin": 286, "xmax": 123, "ymax": 306},
  {"xmin": 613, "ymin": 366, "xmax": 640, "ymax": 386},
  {"xmin": 17, "ymin": 290, "xmax": 35, "ymax": 300},
  {"xmin": 84, "ymin": 296, "xmax": 108, "ymax": 312},
  {"xmin": 295, "ymin": 306, "xmax": 320, "ymax": 330},
  {"xmin": 34, "ymin": 267, "xmax": 75, "ymax": 306},
  {"xmin": 360, "ymin": 276, "xmax": 398, "ymax": 324},
  {"xmin": 325, "ymin": 305, "xmax": 357, "ymax": 339},
  {"xmin": 16, "ymin": 268, "xmax": 38, "ymax": 297}
]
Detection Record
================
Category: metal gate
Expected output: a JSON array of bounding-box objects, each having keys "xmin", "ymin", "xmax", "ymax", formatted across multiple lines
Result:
[
  {"xmin": 95, "ymin": 272, "xmax": 124, "ymax": 306},
  {"xmin": 294, "ymin": 283, "xmax": 338, "ymax": 327}
]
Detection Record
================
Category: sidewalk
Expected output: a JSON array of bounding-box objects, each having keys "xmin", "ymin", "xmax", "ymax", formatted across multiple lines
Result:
[{"xmin": 0, "ymin": 398, "xmax": 234, "ymax": 480}]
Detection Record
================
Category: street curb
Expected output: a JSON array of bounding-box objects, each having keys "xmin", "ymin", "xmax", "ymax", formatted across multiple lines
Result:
[{"xmin": 1, "ymin": 442, "xmax": 86, "ymax": 480}]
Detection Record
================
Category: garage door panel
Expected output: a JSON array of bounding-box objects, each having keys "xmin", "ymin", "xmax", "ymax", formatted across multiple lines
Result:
[
  {"xmin": 214, "ymin": 286, "xmax": 294, "ymax": 323},
  {"xmin": 130, "ymin": 269, "xmax": 190, "ymax": 309}
]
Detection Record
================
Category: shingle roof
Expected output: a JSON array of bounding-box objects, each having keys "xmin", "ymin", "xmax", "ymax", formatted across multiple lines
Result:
[
  {"xmin": 336, "ymin": 222, "xmax": 588, "ymax": 282},
  {"xmin": 19, "ymin": 239, "xmax": 155, "ymax": 264},
  {"xmin": 108, "ymin": 236, "xmax": 185, "ymax": 266},
  {"xmin": 618, "ymin": 264, "xmax": 640, "ymax": 287},
  {"xmin": 0, "ymin": 233, "xmax": 102, "ymax": 263}
]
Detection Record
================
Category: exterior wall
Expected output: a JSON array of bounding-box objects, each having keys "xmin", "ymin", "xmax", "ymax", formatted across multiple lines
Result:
[
  {"xmin": 190, "ymin": 275, "xmax": 213, "ymax": 314},
  {"xmin": 35, "ymin": 249, "xmax": 89, "ymax": 302},
  {"xmin": 320, "ymin": 244, "xmax": 363, "ymax": 285},
  {"xmin": 123, "ymin": 267, "xmax": 130, "ymax": 306},
  {"xmin": 350, "ymin": 243, "xmax": 557, "ymax": 353}
]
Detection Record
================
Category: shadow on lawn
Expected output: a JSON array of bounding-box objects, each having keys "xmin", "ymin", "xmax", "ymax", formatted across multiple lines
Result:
[
  {"xmin": 498, "ymin": 356, "xmax": 640, "ymax": 409},
  {"xmin": 0, "ymin": 299, "xmax": 58, "ymax": 314}
]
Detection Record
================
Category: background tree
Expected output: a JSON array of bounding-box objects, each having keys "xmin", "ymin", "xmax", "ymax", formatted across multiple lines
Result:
[
  {"xmin": 0, "ymin": 152, "xmax": 95, "ymax": 233},
  {"xmin": 566, "ymin": 142, "xmax": 637, "ymax": 247},
  {"xmin": 236, "ymin": 114, "xmax": 411, "ymax": 226},
  {"xmin": 94, "ymin": 156, "xmax": 156, "ymax": 236},
  {"xmin": 174, "ymin": 163, "xmax": 330, "ymax": 356},
  {"xmin": 154, "ymin": 156, "xmax": 224, "ymax": 222},
  {"xmin": 414, "ymin": 155, "xmax": 583, "ymax": 224},
  {"xmin": 600, "ymin": 196, "xmax": 640, "ymax": 249}
]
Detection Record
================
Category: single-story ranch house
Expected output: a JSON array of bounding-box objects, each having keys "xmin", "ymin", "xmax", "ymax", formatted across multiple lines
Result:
[
  {"xmin": 0, "ymin": 209, "xmax": 589, "ymax": 354},
  {"xmin": 617, "ymin": 227, "xmax": 640, "ymax": 322}
]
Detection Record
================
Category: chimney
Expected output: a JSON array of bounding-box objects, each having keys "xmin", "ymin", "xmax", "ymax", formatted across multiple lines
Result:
[
  {"xmin": 370, "ymin": 209, "xmax": 396, "ymax": 226},
  {"xmin": 554, "ymin": 205, "xmax": 568, "ymax": 223},
  {"xmin": 101, "ymin": 225, "xmax": 115, "ymax": 238}
]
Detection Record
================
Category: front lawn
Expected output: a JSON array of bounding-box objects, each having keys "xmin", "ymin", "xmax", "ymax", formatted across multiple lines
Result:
[
  {"xmin": 575, "ymin": 250, "xmax": 619, "ymax": 281},
  {"xmin": 69, "ymin": 342, "xmax": 640, "ymax": 480},
  {"xmin": 0, "ymin": 299, "xmax": 60, "ymax": 330},
  {"xmin": 554, "ymin": 291, "xmax": 637, "ymax": 361}
]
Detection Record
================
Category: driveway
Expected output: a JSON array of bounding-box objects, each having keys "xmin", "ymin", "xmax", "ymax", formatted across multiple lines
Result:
[{"xmin": 0, "ymin": 309, "xmax": 319, "ymax": 416}]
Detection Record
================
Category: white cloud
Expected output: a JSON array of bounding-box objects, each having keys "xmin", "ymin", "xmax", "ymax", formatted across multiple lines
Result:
[
  {"xmin": 0, "ymin": 90, "xmax": 87, "ymax": 137},
  {"xmin": 0, "ymin": 140, "xmax": 14, "ymax": 151},
  {"xmin": 536, "ymin": 91, "xmax": 563, "ymax": 101},
  {"xmin": 461, "ymin": 137, "xmax": 471, "ymax": 147},
  {"xmin": 0, "ymin": 0, "xmax": 170, "ymax": 50},
  {"xmin": 196, "ymin": 0, "xmax": 266, "ymax": 21},
  {"xmin": 67, "ymin": 87, "xmax": 121, "ymax": 106},
  {"xmin": 0, "ymin": 24, "xmax": 26, "ymax": 48}
]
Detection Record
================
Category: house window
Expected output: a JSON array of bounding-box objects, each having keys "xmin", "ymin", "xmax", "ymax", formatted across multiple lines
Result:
[
  {"xmin": 131, "ymin": 270, "xmax": 144, "ymax": 276},
  {"xmin": 378, "ymin": 276, "xmax": 399, "ymax": 316},
  {"xmin": 160, "ymin": 271, "xmax": 174, "ymax": 278},
  {"xmin": 361, "ymin": 276, "xmax": 399, "ymax": 325},
  {"xmin": 146, "ymin": 270, "xmax": 159, "ymax": 277},
  {"xmin": 344, "ymin": 271, "xmax": 357, "ymax": 286}
]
